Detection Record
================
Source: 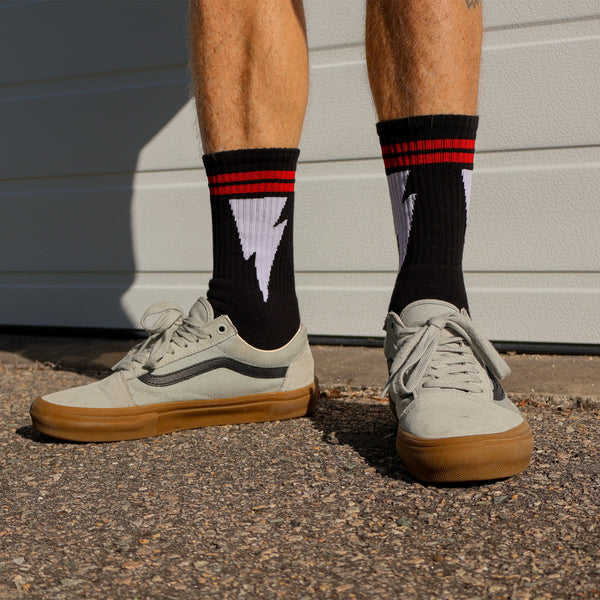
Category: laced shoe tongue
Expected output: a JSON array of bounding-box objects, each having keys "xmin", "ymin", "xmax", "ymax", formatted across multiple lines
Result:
[
  {"xmin": 187, "ymin": 297, "xmax": 214, "ymax": 326},
  {"xmin": 399, "ymin": 299, "xmax": 460, "ymax": 327}
]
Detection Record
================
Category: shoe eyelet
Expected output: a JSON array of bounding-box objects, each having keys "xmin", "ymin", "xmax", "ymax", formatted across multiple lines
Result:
[{"xmin": 218, "ymin": 325, "xmax": 226, "ymax": 334}]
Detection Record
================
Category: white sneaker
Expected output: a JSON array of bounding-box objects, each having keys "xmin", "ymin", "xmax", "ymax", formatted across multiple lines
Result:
[
  {"xmin": 384, "ymin": 300, "xmax": 533, "ymax": 483},
  {"xmin": 31, "ymin": 298, "xmax": 318, "ymax": 442}
]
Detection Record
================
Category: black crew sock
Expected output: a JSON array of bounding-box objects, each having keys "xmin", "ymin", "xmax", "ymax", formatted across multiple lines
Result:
[
  {"xmin": 377, "ymin": 114, "xmax": 479, "ymax": 314},
  {"xmin": 202, "ymin": 148, "xmax": 300, "ymax": 350}
]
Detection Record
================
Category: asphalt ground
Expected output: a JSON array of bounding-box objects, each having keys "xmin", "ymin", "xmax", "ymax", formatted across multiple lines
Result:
[{"xmin": 0, "ymin": 335, "xmax": 599, "ymax": 599}]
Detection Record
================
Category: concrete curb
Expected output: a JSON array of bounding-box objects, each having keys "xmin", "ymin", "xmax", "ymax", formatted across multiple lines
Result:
[{"xmin": 0, "ymin": 335, "xmax": 598, "ymax": 407}]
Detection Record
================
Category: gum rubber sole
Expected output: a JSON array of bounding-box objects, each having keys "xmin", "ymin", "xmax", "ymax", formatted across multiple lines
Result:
[
  {"xmin": 396, "ymin": 421, "xmax": 534, "ymax": 483},
  {"xmin": 389, "ymin": 400, "xmax": 534, "ymax": 483},
  {"xmin": 30, "ymin": 380, "xmax": 320, "ymax": 443}
]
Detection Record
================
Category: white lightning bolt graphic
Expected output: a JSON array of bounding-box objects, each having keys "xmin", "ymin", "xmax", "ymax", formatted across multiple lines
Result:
[
  {"xmin": 461, "ymin": 169, "xmax": 472, "ymax": 221},
  {"xmin": 388, "ymin": 170, "xmax": 416, "ymax": 269},
  {"xmin": 229, "ymin": 197, "xmax": 288, "ymax": 302}
]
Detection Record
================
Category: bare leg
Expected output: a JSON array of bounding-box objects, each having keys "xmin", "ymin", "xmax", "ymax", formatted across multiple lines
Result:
[
  {"xmin": 365, "ymin": 0, "xmax": 482, "ymax": 119},
  {"xmin": 189, "ymin": 0, "xmax": 309, "ymax": 153}
]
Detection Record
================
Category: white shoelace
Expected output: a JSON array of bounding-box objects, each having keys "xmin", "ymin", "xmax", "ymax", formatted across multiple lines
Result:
[
  {"xmin": 384, "ymin": 312, "xmax": 510, "ymax": 397},
  {"xmin": 112, "ymin": 302, "xmax": 211, "ymax": 372}
]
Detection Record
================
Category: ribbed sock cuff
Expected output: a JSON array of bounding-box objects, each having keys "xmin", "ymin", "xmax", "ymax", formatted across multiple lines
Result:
[
  {"xmin": 203, "ymin": 148, "xmax": 300, "ymax": 176},
  {"xmin": 377, "ymin": 115, "xmax": 479, "ymax": 173},
  {"xmin": 376, "ymin": 114, "xmax": 479, "ymax": 144}
]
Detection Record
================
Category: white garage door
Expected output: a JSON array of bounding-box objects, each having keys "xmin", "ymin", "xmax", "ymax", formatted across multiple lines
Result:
[{"xmin": 0, "ymin": 0, "xmax": 599, "ymax": 346}]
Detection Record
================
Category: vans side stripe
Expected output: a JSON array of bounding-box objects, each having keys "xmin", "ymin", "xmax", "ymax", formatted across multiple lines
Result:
[{"xmin": 139, "ymin": 358, "xmax": 288, "ymax": 387}]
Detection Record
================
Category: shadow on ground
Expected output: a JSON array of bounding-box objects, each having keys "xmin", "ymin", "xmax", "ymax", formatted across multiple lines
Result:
[
  {"xmin": 310, "ymin": 395, "xmax": 410, "ymax": 481},
  {"xmin": 0, "ymin": 333, "xmax": 137, "ymax": 378}
]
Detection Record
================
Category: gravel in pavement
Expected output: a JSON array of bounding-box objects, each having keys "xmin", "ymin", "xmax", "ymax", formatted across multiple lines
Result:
[{"xmin": 0, "ymin": 363, "xmax": 599, "ymax": 600}]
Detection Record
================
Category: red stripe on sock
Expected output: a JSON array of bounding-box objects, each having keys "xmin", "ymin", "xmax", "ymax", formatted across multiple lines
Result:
[
  {"xmin": 208, "ymin": 170, "xmax": 296, "ymax": 185},
  {"xmin": 384, "ymin": 152, "xmax": 474, "ymax": 169},
  {"xmin": 381, "ymin": 139, "xmax": 476, "ymax": 157},
  {"xmin": 210, "ymin": 182, "xmax": 295, "ymax": 195}
]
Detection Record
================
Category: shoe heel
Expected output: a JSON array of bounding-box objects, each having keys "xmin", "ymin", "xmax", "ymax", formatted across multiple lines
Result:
[{"xmin": 306, "ymin": 378, "xmax": 320, "ymax": 415}]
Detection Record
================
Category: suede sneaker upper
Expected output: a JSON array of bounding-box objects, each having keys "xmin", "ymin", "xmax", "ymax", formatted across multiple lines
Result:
[
  {"xmin": 383, "ymin": 299, "xmax": 533, "ymax": 482},
  {"xmin": 31, "ymin": 298, "xmax": 317, "ymax": 442}
]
